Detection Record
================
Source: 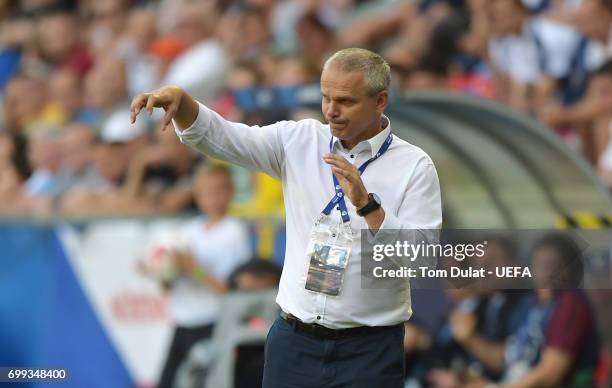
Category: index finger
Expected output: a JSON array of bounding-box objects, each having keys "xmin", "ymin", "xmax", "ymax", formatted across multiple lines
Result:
[
  {"xmin": 323, "ymin": 153, "xmax": 353, "ymax": 167},
  {"xmin": 323, "ymin": 153, "xmax": 349, "ymax": 162},
  {"xmin": 130, "ymin": 93, "xmax": 149, "ymax": 123}
]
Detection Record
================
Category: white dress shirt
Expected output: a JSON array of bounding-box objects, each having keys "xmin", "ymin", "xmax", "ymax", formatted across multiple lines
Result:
[{"xmin": 175, "ymin": 103, "xmax": 442, "ymax": 328}]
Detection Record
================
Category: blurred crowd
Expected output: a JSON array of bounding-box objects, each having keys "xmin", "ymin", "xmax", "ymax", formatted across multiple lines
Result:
[
  {"xmin": 404, "ymin": 234, "xmax": 612, "ymax": 387},
  {"xmin": 0, "ymin": 0, "xmax": 611, "ymax": 219}
]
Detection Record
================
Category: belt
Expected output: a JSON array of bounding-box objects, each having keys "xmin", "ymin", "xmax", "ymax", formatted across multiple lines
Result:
[{"xmin": 279, "ymin": 311, "xmax": 400, "ymax": 340}]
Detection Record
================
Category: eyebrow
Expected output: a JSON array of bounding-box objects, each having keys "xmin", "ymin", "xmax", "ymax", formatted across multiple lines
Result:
[{"xmin": 320, "ymin": 92, "xmax": 357, "ymax": 102}]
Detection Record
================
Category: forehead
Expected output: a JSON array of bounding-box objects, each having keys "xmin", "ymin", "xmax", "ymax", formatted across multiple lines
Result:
[
  {"xmin": 320, "ymin": 67, "xmax": 366, "ymax": 96},
  {"xmin": 196, "ymin": 171, "xmax": 231, "ymax": 186}
]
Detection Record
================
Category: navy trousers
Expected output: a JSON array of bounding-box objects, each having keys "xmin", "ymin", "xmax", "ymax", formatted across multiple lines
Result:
[{"xmin": 262, "ymin": 317, "xmax": 405, "ymax": 388}]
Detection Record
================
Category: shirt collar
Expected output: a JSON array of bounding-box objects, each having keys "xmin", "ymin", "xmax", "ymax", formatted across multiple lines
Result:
[{"xmin": 332, "ymin": 115, "xmax": 392, "ymax": 159}]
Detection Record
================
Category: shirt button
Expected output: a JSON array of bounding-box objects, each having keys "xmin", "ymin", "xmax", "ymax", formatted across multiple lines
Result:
[
  {"xmin": 316, "ymin": 315, "xmax": 321, "ymax": 320},
  {"xmin": 336, "ymin": 206, "xmax": 340, "ymax": 210},
  {"xmin": 350, "ymin": 154, "xmax": 355, "ymax": 159}
]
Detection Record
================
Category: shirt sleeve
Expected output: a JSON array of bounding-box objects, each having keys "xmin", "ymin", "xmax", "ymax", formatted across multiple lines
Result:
[
  {"xmin": 368, "ymin": 156, "xmax": 442, "ymax": 261},
  {"xmin": 174, "ymin": 102, "xmax": 294, "ymax": 180},
  {"xmin": 378, "ymin": 158, "xmax": 442, "ymax": 231},
  {"xmin": 545, "ymin": 291, "xmax": 594, "ymax": 358}
]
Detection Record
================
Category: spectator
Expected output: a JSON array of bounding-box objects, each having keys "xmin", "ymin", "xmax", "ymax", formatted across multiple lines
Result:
[
  {"xmin": 156, "ymin": 163, "xmax": 251, "ymax": 388},
  {"xmin": 542, "ymin": 60, "xmax": 612, "ymax": 163},
  {"xmin": 0, "ymin": 13, "xmax": 30, "ymax": 92},
  {"xmin": 160, "ymin": 1, "xmax": 229, "ymax": 105},
  {"xmin": 48, "ymin": 68, "xmax": 98, "ymax": 126},
  {"xmin": 36, "ymin": 9, "xmax": 93, "ymax": 77},
  {"xmin": 59, "ymin": 109, "xmax": 150, "ymax": 216},
  {"xmin": 0, "ymin": 130, "xmax": 31, "ymax": 215},
  {"xmin": 539, "ymin": 0, "xmax": 612, "ymax": 158},
  {"xmin": 588, "ymin": 61, "xmax": 612, "ymax": 186},
  {"xmin": 87, "ymin": 0, "xmax": 128, "ymax": 57},
  {"xmin": 425, "ymin": 237, "xmax": 534, "ymax": 386},
  {"xmin": 4, "ymin": 74, "xmax": 64, "ymax": 136},
  {"xmin": 296, "ymin": 12, "xmax": 336, "ymax": 67},
  {"xmin": 121, "ymin": 120, "xmax": 198, "ymax": 215},
  {"xmin": 83, "ymin": 55, "xmax": 141, "ymax": 162},
  {"xmin": 487, "ymin": 0, "xmax": 582, "ymax": 112},
  {"xmin": 452, "ymin": 234, "xmax": 600, "ymax": 387},
  {"xmin": 120, "ymin": 6, "xmax": 159, "ymax": 97},
  {"xmin": 19, "ymin": 131, "xmax": 66, "ymax": 215},
  {"xmin": 228, "ymin": 258, "xmax": 282, "ymax": 291},
  {"xmin": 56, "ymin": 123, "xmax": 102, "ymax": 191}
]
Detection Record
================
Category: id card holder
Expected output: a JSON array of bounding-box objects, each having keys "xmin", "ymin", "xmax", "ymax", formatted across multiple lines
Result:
[{"xmin": 303, "ymin": 215, "xmax": 354, "ymax": 296}]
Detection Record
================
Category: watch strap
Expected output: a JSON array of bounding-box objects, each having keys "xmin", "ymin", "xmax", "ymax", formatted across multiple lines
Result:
[{"xmin": 357, "ymin": 193, "xmax": 381, "ymax": 217}]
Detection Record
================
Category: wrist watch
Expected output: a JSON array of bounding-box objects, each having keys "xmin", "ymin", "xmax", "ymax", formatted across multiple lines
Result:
[{"xmin": 356, "ymin": 193, "xmax": 381, "ymax": 217}]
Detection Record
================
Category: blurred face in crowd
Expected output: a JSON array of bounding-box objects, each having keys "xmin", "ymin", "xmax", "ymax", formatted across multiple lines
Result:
[
  {"xmin": 575, "ymin": 0, "xmax": 612, "ymax": 41},
  {"xmin": 406, "ymin": 71, "xmax": 447, "ymax": 90},
  {"xmin": 84, "ymin": 58, "xmax": 127, "ymax": 109},
  {"xmin": 175, "ymin": 2, "xmax": 216, "ymax": 46},
  {"xmin": 19, "ymin": 0, "xmax": 56, "ymax": 12},
  {"xmin": 297, "ymin": 14, "xmax": 333, "ymax": 63},
  {"xmin": 488, "ymin": 0, "xmax": 527, "ymax": 35},
  {"xmin": 60, "ymin": 124, "xmax": 96, "ymax": 173},
  {"xmin": 320, "ymin": 65, "xmax": 388, "ymax": 148},
  {"xmin": 95, "ymin": 144, "xmax": 127, "ymax": 182},
  {"xmin": 227, "ymin": 66, "xmax": 257, "ymax": 90},
  {"xmin": 4, "ymin": 77, "xmax": 46, "ymax": 129},
  {"xmin": 27, "ymin": 134, "xmax": 62, "ymax": 172},
  {"xmin": 49, "ymin": 69, "xmax": 82, "ymax": 118},
  {"xmin": 531, "ymin": 244, "xmax": 562, "ymax": 290},
  {"xmin": 38, "ymin": 13, "xmax": 78, "ymax": 63},
  {"xmin": 275, "ymin": 57, "xmax": 317, "ymax": 86},
  {"xmin": 531, "ymin": 243, "xmax": 581, "ymax": 291},
  {"xmin": 235, "ymin": 272, "xmax": 280, "ymax": 290},
  {"xmin": 95, "ymin": 136, "xmax": 146, "ymax": 183},
  {"xmin": 194, "ymin": 169, "xmax": 234, "ymax": 218},
  {"xmin": 126, "ymin": 8, "xmax": 156, "ymax": 51},
  {"xmin": 241, "ymin": 10, "xmax": 270, "ymax": 53},
  {"xmin": 90, "ymin": 0, "xmax": 126, "ymax": 37},
  {"xmin": 480, "ymin": 239, "xmax": 516, "ymax": 289}
]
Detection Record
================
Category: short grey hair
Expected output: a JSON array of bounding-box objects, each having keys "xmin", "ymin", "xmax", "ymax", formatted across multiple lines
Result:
[{"xmin": 323, "ymin": 48, "xmax": 391, "ymax": 96}]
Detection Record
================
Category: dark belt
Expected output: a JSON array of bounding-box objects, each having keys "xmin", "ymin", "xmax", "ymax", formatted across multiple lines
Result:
[{"xmin": 280, "ymin": 310, "xmax": 400, "ymax": 340}]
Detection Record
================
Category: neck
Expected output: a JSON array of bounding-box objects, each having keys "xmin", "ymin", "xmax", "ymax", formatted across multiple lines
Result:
[
  {"xmin": 205, "ymin": 214, "xmax": 224, "ymax": 228},
  {"xmin": 597, "ymin": 24, "xmax": 611, "ymax": 43},
  {"xmin": 341, "ymin": 121, "xmax": 384, "ymax": 150},
  {"xmin": 536, "ymin": 288, "xmax": 554, "ymax": 302}
]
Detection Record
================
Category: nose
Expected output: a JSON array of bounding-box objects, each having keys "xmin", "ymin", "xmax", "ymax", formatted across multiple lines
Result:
[{"xmin": 325, "ymin": 101, "xmax": 340, "ymax": 120}]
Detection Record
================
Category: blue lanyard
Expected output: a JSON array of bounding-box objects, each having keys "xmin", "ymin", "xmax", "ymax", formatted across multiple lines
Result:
[{"xmin": 321, "ymin": 133, "xmax": 393, "ymax": 223}]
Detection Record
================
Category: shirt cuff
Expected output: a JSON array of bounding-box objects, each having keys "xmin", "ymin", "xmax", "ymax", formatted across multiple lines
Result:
[
  {"xmin": 173, "ymin": 102, "xmax": 210, "ymax": 145},
  {"xmin": 366, "ymin": 207, "xmax": 402, "ymax": 244},
  {"xmin": 379, "ymin": 210, "xmax": 402, "ymax": 231}
]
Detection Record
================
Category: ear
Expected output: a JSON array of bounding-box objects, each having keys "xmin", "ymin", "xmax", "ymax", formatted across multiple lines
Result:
[{"xmin": 375, "ymin": 90, "xmax": 389, "ymax": 115}]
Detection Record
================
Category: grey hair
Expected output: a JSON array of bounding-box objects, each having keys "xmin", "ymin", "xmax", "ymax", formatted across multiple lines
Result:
[{"xmin": 323, "ymin": 48, "xmax": 391, "ymax": 96}]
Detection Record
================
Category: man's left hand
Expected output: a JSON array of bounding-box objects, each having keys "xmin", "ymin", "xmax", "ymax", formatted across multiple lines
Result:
[{"xmin": 323, "ymin": 153, "xmax": 369, "ymax": 209}]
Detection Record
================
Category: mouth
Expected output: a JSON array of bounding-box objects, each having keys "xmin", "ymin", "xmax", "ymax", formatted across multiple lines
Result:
[{"xmin": 329, "ymin": 121, "xmax": 347, "ymax": 130}]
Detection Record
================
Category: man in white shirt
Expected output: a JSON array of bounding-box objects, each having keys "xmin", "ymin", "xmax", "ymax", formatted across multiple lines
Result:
[{"xmin": 131, "ymin": 48, "xmax": 442, "ymax": 388}]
